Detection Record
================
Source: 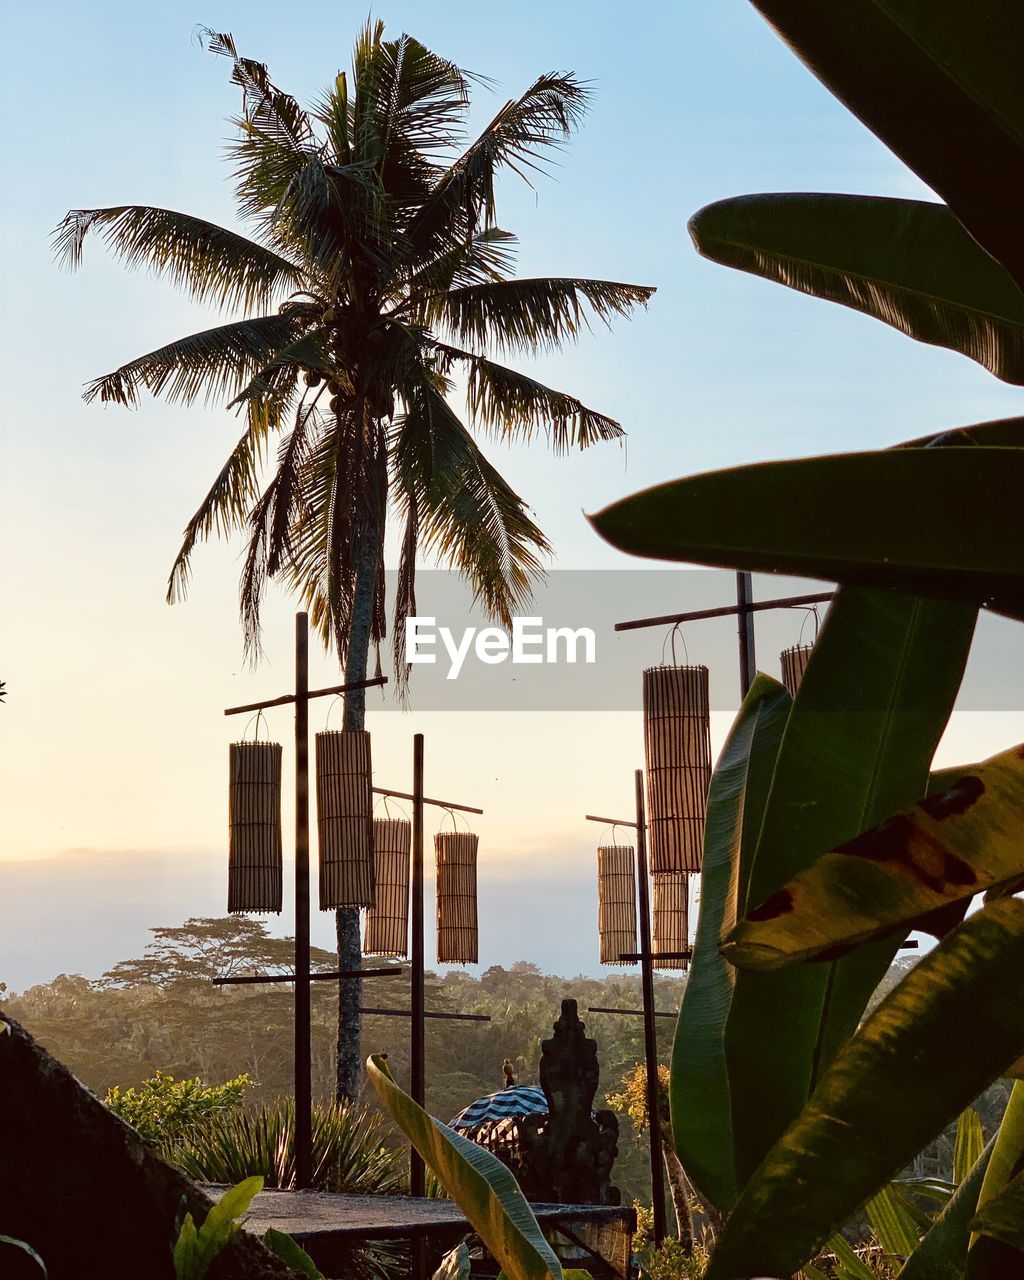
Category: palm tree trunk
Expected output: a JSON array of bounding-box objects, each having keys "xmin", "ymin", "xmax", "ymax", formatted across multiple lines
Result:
[{"xmin": 335, "ymin": 527, "xmax": 379, "ymax": 1104}]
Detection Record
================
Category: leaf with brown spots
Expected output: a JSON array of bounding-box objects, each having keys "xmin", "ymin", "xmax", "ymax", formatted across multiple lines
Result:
[{"xmin": 721, "ymin": 743, "xmax": 1024, "ymax": 971}]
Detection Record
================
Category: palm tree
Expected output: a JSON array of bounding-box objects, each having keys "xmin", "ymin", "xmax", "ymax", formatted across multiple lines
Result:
[{"xmin": 57, "ymin": 23, "xmax": 653, "ymax": 1101}]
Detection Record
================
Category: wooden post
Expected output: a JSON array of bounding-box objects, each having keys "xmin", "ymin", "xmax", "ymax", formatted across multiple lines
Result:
[
  {"xmin": 294, "ymin": 612, "xmax": 313, "ymax": 1190},
  {"xmin": 411, "ymin": 733, "xmax": 426, "ymax": 1194},
  {"xmin": 635, "ymin": 769, "xmax": 667, "ymax": 1244},
  {"xmin": 736, "ymin": 572, "xmax": 757, "ymax": 698}
]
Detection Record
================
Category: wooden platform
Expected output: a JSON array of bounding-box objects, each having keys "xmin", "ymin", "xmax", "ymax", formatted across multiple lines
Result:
[{"xmin": 206, "ymin": 1187, "xmax": 634, "ymax": 1276}]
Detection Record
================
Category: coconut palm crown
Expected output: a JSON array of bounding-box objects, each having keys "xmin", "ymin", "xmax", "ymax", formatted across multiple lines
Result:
[{"xmin": 57, "ymin": 24, "xmax": 654, "ymax": 700}]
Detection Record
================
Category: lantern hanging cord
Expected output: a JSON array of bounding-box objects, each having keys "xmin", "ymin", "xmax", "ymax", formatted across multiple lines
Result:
[
  {"xmin": 438, "ymin": 805, "xmax": 467, "ymax": 834},
  {"xmin": 241, "ymin": 708, "xmax": 269, "ymax": 743},
  {"xmin": 796, "ymin": 604, "xmax": 821, "ymax": 646},
  {"xmin": 324, "ymin": 693, "xmax": 346, "ymax": 731},
  {"xmin": 375, "ymin": 792, "xmax": 410, "ymax": 822},
  {"xmin": 662, "ymin": 621, "xmax": 690, "ymax": 668}
]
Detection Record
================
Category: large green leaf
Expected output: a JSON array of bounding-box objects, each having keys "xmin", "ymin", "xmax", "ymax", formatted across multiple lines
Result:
[
  {"xmin": 173, "ymin": 1176, "xmax": 263, "ymax": 1280},
  {"xmin": 671, "ymin": 674, "xmax": 791, "ymax": 1213},
  {"xmin": 366, "ymin": 1054, "xmax": 562, "ymax": 1280},
  {"xmin": 970, "ymin": 1171, "xmax": 1024, "ymax": 1254},
  {"xmin": 689, "ymin": 194, "xmax": 1024, "ymax": 384},
  {"xmin": 745, "ymin": 1, "xmax": 1024, "ymax": 289},
  {"xmin": 589, "ymin": 448, "xmax": 1024, "ymax": 621},
  {"xmin": 897, "ymin": 1138, "xmax": 994, "ymax": 1280},
  {"xmin": 965, "ymin": 1080, "xmax": 1024, "ymax": 1277},
  {"xmin": 724, "ymin": 587, "xmax": 976, "ymax": 1187},
  {"xmin": 705, "ymin": 899, "xmax": 1024, "ymax": 1280},
  {"xmin": 722, "ymin": 743, "xmax": 1024, "ymax": 969}
]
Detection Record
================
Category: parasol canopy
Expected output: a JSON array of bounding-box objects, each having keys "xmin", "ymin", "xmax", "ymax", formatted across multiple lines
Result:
[{"xmin": 449, "ymin": 1085, "xmax": 548, "ymax": 1130}]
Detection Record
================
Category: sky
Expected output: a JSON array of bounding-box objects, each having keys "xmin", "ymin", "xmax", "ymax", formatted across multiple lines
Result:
[{"xmin": 2, "ymin": 1, "xmax": 1023, "ymax": 991}]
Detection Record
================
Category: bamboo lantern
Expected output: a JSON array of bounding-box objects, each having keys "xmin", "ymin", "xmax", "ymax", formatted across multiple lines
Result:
[
  {"xmin": 652, "ymin": 872, "xmax": 689, "ymax": 971},
  {"xmin": 228, "ymin": 741, "xmax": 283, "ymax": 914},
  {"xmin": 780, "ymin": 643, "xmax": 814, "ymax": 697},
  {"xmin": 643, "ymin": 665, "xmax": 712, "ymax": 873},
  {"xmin": 597, "ymin": 845, "xmax": 638, "ymax": 966},
  {"xmin": 363, "ymin": 818, "xmax": 411, "ymax": 958},
  {"xmin": 316, "ymin": 730, "xmax": 375, "ymax": 909},
  {"xmin": 435, "ymin": 831, "xmax": 479, "ymax": 964}
]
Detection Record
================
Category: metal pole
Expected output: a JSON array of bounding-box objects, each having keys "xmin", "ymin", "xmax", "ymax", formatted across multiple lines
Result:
[
  {"xmin": 635, "ymin": 769, "xmax": 667, "ymax": 1244},
  {"xmin": 294, "ymin": 612, "xmax": 313, "ymax": 1190},
  {"xmin": 410, "ymin": 733, "xmax": 426, "ymax": 1196},
  {"xmin": 736, "ymin": 572, "xmax": 757, "ymax": 697}
]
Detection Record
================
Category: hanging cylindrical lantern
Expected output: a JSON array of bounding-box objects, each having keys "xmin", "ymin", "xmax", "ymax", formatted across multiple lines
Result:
[
  {"xmin": 316, "ymin": 730, "xmax": 375, "ymax": 909},
  {"xmin": 435, "ymin": 831, "xmax": 479, "ymax": 964},
  {"xmin": 780, "ymin": 643, "xmax": 814, "ymax": 697},
  {"xmin": 643, "ymin": 665, "xmax": 712, "ymax": 873},
  {"xmin": 652, "ymin": 872, "xmax": 689, "ymax": 971},
  {"xmin": 597, "ymin": 845, "xmax": 638, "ymax": 966},
  {"xmin": 364, "ymin": 817, "xmax": 411, "ymax": 958},
  {"xmin": 228, "ymin": 741, "xmax": 283, "ymax": 914}
]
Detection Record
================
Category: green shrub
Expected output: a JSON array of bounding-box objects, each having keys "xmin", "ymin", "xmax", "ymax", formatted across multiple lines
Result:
[{"xmin": 106, "ymin": 1071, "xmax": 254, "ymax": 1156}]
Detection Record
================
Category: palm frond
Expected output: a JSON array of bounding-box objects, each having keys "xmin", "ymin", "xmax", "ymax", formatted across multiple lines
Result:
[
  {"xmin": 239, "ymin": 395, "xmax": 326, "ymax": 657},
  {"xmin": 53, "ymin": 206, "xmax": 303, "ymax": 313},
  {"xmin": 427, "ymin": 276, "xmax": 655, "ymax": 355},
  {"xmin": 392, "ymin": 381, "xmax": 549, "ymax": 626},
  {"xmin": 84, "ymin": 314, "xmax": 301, "ymax": 407},
  {"xmin": 403, "ymin": 72, "xmax": 592, "ymax": 264},
  {"xmin": 201, "ymin": 28, "xmax": 315, "ymax": 151},
  {"xmin": 434, "ymin": 342, "xmax": 624, "ymax": 452},
  {"xmin": 403, "ymin": 228, "xmax": 517, "ymax": 302},
  {"xmin": 166, "ymin": 375, "xmax": 297, "ymax": 606},
  {"xmin": 353, "ymin": 25, "xmax": 471, "ymax": 162}
]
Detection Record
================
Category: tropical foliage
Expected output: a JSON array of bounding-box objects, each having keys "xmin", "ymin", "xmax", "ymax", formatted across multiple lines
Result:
[
  {"xmin": 57, "ymin": 23, "xmax": 651, "ymax": 679},
  {"xmin": 105, "ymin": 1070, "xmax": 254, "ymax": 1158},
  {"xmin": 586, "ymin": 2, "xmax": 1024, "ymax": 1276},
  {"xmin": 57, "ymin": 19, "xmax": 652, "ymax": 1105}
]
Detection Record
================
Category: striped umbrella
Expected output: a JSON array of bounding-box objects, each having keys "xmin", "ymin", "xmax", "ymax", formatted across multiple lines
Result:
[{"xmin": 449, "ymin": 1085, "xmax": 548, "ymax": 1130}]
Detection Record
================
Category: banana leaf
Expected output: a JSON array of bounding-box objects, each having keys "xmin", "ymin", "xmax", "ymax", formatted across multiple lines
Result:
[
  {"xmin": 970, "ymin": 1171, "xmax": 1024, "ymax": 1254},
  {"xmin": 745, "ymin": 0, "xmax": 1024, "ymax": 289},
  {"xmin": 366, "ymin": 1054, "xmax": 562, "ymax": 1280},
  {"xmin": 705, "ymin": 899, "xmax": 1024, "ymax": 1280},
  {"xmin": 723, "ymin": 588, "xmax": 975, "ymax": 1187},
  {"xmin": 689, "ymin": 194, "xmax": 1024, "ymax": 384},
  {"xmin": 897, "ymin": 1138, "xmax": 994, "ymax": 1280},
  {"xmin": 671, "ymin": 674, "xmax": 791, "ymax": 1212},
  {"xmin": 721, "ymin": 744, "xmax": 1024, "ymax": 970},
  {"xmin": 589, "ymin": 447, "xmax": 1024, "ymax": 622},
  {"xmin": 965, "ymin": 1080, "xmax": 1024, "ymax": 1278}
]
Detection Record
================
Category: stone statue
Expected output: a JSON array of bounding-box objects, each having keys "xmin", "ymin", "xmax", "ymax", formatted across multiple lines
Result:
[{"xmin": 520, "ymin": 999, "xmax": 620, "ymax": 1205}]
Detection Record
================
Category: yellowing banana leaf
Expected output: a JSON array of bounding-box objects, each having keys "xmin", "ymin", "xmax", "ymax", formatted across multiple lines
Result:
[
  {"xmin": 366, "ymin": 1054, "xmax": 561, "ymax": 1280},
  {"xmin": 589, "ymin": 448, "xmax": 1024, "ymax": 622},
  {"xmin": 722, "ymin": 588, "xmax": 975, "ymax": 1189},
  {"xmin": 689, "ymin": 194, "xmax": 1024, "ymax": 384},
  {"xmin": 721, "ymin": 744, "xmax": 1024, "ymax": 970},
  {"xmin": 671, "ymin": 674, "xmax": 791, "ymax": 1213},
  {"xmin": 705, "ymin": 899, "xmax": 1024, "ymax": 1280},
  {"xmin": 745, "ymin": 1, "xmax": 1024, "ymax": 290}
]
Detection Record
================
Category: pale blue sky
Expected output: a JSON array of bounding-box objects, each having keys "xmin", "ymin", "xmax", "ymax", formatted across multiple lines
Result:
[{"xmin": 2, "ymin": 1, "xmax": 1022, "ymax": 988}]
